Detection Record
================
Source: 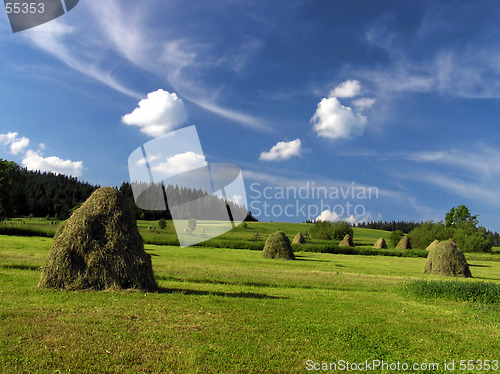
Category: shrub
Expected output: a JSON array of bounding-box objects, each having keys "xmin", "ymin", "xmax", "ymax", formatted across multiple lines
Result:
[
  {"xmin": 332, "ymin": 222, "xmax": 354, "ymax": 241},
  {"xmin": 158, "ymin": 218, "xmax": 167, "ymax": 230},
  {"xmin": 310, "ymin": 221, "xmax": 334, "ymax": 240},
  {"xmin": 390, "ymin": 230, "xmax": 404, "ymax": 246}
]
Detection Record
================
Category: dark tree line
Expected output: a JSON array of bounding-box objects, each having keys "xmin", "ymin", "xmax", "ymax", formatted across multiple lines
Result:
[
  {"xmin": 355, "ymin": 220, "xmax": 421, "ymax": 233},
  {"xmin": 0, "ymin": 159, "xmax": 256, "ymax": 222}
]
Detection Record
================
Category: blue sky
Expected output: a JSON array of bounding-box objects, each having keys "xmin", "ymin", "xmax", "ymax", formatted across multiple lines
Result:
[{"xmin": 1, "ymin": 1, "xmax": 500, "ymax": 230}]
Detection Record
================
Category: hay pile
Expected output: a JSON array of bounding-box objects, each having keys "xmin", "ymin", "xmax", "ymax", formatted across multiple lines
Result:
[
  {"xmin": 38, "ymin": 187, "xmax": 157, "ymax": 291},
  {"xmin": 263, "ymin": 231, "xmax": 295, "ymax": 260},
  {"xmin": 424, "ymin": 240, "xmax": 472, "ymax": 278},
  {"xmin": 339, "ymin": 234, "xmax": 354, "ymax": 247},
  {"xmin": 396, "ymin": 236, "xmax": 411, "ymax": 249},
  {"xmin": 426, "ymin": 239, "xmax": 440, "ymax": 251},
  {"xmin": 373, "ymin": 238, "xmax": 387, "ymax": 249},
  {"xmin": 292, "ymin": 232, "xmax": 306, "ymax": 244}
]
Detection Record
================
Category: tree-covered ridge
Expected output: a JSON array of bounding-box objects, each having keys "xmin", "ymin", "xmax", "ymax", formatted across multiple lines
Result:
[{"xmin": 0, "ymin": 159, "xmax": 256, "ymax": 222}]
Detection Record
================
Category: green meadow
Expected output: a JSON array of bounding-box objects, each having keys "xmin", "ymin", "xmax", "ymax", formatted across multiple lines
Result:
[{"xmin": 1, "ymin": 224, "xmax": 499, "ymax": 373}]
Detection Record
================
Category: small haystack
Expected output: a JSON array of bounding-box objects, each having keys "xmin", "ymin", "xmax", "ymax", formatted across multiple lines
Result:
[
  {"xmin": 426, "ymin": 239, "xmax": 440, "ymax": 251},
  {"xmin": 339, "ymin": 234, "xmax": 354, "ymax": 247},
  {"xmin": 373, "ymin": 238, "xmax": 388, "ymax": 249},
  {"xmin": 396, "ymin": 236, "xmax": 411, "ymax": 249},
  {"xmin": 263, "ymin": 231, "xmax": 295, "ymax": 260},
  {"xmin": 424, "ymin": 240, "xmax": 472, "ymax": 278},
  {"xmin": 292, "ymin": 232, "xmax": 306, "ymax": 244},
  {"xmin": 38, "ymin": 187, "xmax": 157, "ymax": 291}
]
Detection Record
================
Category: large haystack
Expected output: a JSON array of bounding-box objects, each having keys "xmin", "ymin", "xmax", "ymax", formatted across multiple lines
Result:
[
  {"xmin": 396, "ymin": 236, "xmax": 411, "ymax": 249},
  {"xmin": 263, "ymin": 231, "xmax": 295, "ymax": 260},
  {"xmin": 38, "ymin": 187, "xmax": 157, "ymax": 291},
  {"xmin": 339, "ymin": 234, "xmax": 354, "ymax": 247},
  {"xmin": 426, "ymin": 239, "xmax": 440, "ymax": 251},
  {"xmin": 373, "ymin": 238, "xmax": 387, "ymax": 249},
  {"xmin": 292, "ymin": 232, "xmax": 306, "ymax": 244},
  {"xmin": 424, "ymin": 240, "xmax": 472, "ymax": 278}
]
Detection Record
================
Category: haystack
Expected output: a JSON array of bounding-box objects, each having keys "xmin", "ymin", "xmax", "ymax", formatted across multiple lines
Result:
[
  {"xmin": 396, "ymin": 236, "xmax": 411, "ymax": 249},
  {"xmin": 424, "ymin": 240, "xmax": 472, "ymax": 278},
  {"xmin": 38, "ymin": 187, "xmax": 157, "ymax": 291},
  {"xmin": 292, "ymin": 232, "xmax": 306, "ymax": 244},
  {"xmin": 373, "ymin": 238, "xmax": 387, "ymax": 249},
  {"xmin": 263, "ymin": 231, "xmax": 295, "ymax": 260},
  {"xmin": 426, "ymin": 239, "xmax": 440, "ymax": 251},
  {"xmin": 339, "ymin": 234, "xmax": 354, "ymax": 247}
]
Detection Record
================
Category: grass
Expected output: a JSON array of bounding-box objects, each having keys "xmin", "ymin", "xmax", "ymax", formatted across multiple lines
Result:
[
  {"xmin": 1, "ymin": 234, "xmax": 499, "ymax": 373},
  {"xmin": 401, "ymin": 279, "xmax": 500, "ymax": 304}
]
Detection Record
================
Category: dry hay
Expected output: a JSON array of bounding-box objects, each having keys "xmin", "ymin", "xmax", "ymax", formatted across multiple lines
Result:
[
  {"xmin": 38, "ymin": 187, "xmax": 157, "ymax": 291},
  {"xmin": 426, "ymin": 239, "xmax": 440, "ymax": 251},
  {"xmin": 263, "ymin": 231, "xmax": 295, "ymax": 260},
  {"xmin": 373, "ymin": 238, "xmax": 388, "ymax": 249},
  {"xmin": 424, "ymin": 240, "xmax": 472, "ymax": 278},
  {"xmin": 292, "ymin": 232, "xmax": 306, "ymax": 244},
  {"xmin": 339, "ymin": 234, "xmax": 354, "ymax": 247},
  {"xmin": 396, "ymin": 236, "xmax": 411, "ymax": 249}
]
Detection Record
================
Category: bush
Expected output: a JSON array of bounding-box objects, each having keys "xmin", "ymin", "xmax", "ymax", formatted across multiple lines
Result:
[
  {"xmin": 310, "ymin": 221, "xmax": 334, "ymax": 240},
  {"xmin": 390, "ymin": 230, "xmax": 404, "ymax": 246},
  {"xmin": 331, "ymin": 222, "xmax": 354, "ymax": 241},
  {"xmin": 408, "ymin": 220, "xmax": 491, "ymax": 252},
  {"xmin": 158, "ymin": 218, "xmax": 166, "ymax": 230}
]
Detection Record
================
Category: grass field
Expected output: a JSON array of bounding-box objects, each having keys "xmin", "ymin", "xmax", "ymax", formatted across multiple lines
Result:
[{"xmin": 1, "ymin": 232, "xmax": 499, "ymax": 373}]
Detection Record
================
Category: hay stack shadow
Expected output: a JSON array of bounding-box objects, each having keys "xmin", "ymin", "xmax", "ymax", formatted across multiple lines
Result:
[{"xmin": 38, "ymin": 187, "xmax": 157, "ymax": 291}]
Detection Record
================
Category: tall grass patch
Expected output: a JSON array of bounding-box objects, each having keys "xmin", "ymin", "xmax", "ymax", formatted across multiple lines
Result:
[{"xmin": 401, "ymin": 280, "xmax": 500, "ymax": 304}]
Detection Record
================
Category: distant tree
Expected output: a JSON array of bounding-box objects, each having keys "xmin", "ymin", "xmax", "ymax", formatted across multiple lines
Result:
[
  {"xmin": 310, "ymin": 221, "xmax": 334, "ymax": 240},
  {"xmin": 139, "ymin": 212, "xmax": 146, "ymax": 221},
  {"xmin": 331, "ymin": 221, "xmax": 354, "ymax": 241},
  {"xmin": 390, "ymin": 230, "xmax": 405, "ymax": 247},
  {"xmin": 445, "ymin": 205, "xmax": 478, "ymax": 228},
  {"xmin": 188, "ymin": 218, "xmax": 196, "ymax": 231},
  {"xmin": 158, "ymin": 218, "xmax": 167, "ymax": 230}
]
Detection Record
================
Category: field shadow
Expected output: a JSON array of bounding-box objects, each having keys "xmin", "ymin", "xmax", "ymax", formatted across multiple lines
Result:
[
  {"xmin": 293, "ymin": 256, "xmax": 329, "ymax": 263},
  {"xmin": 468, "ymin": 264, "xmax": 491, "ymax": 267},
  {"xmin": 157, "ymin": 287, "xmax": 285, "ymax": 299}
]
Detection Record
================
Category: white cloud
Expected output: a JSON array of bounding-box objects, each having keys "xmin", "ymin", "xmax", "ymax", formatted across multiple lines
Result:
[
  {"xmin": 0, "ymin": 132, "xmax": 30, "ymax": 155},
  {"xmin": 22, "ymin": 150, "xmax": 83, "ymax": 177},
  {"xmin": 329, "ymin": 80, "xmax": 362, "ymax": 98},
  {"xmin": 231, "ymin": 194, "xmax": 243, "ymax": 205},
  {"xmin": 122, "ymin": 89, "xmax": 188, "ymax": 137},
  {"xmin": 152, "ymin": 151, "xmax": 207, "ymax": 176},
  {"xmin": 316, "ymin": 210, "xmax": 341, "ymax": 222},
  {"xmin": 311, "ymin": 97, "xmax": 367, "ymax": 140},
  {"xmin": 259, "ymin": 139, "xmax": 302, "ymax": 161}
]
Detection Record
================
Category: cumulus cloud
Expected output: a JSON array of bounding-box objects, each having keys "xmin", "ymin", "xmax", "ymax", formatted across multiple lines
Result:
[
  {"xmin": 122, "ymin": 89, "xmax": 188, "ymax": 137},
  {"xmin": 316, "ymin": 210, "xmax": 341, "ymax": 222},
  {"xmin": 0, "ymin": 132, "xmax": 30, "ymax": 155},
  {"xmin": 259, "ymin": 139, "xmax": 302, "ymax": 161},
  {"xmin": 152, "ymin": 151, "xmax": 207, "ymax": 176},
  {"xmin": 311, "ymin": 97, "xmax": 367, "ymax": 140},
  {"xmin": 329, "ymin": 80, "xmax": 362, "ymax": 98},
  {"xmin": 22, "ymin": 150, "xmax": 83, "ymax": 177}
]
